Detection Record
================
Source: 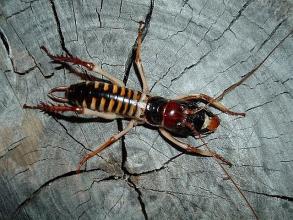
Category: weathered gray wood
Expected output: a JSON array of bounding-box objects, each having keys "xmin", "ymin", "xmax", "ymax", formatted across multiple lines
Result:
[{"xmin": 0, "ymin": 0, "xmax": 292, "ymax": 219}]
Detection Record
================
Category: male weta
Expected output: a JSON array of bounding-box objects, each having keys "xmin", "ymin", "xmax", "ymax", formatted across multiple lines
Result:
[{"xmin": 23, "ymin": 22, "xmax": 246, "ymax": 172}]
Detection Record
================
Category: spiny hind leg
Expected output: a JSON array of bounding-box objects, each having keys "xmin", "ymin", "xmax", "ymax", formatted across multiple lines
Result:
[
  {"xmin": 134, "ymin": 21, "xmax": 149, "ymax": 94},
  {"xmin": 175, "ymin": 93, "xmax": 245, "ymax": 116},
  {"xmin": 77, "ymin": 119, "xmax": 136, "ymax": 173},
  {"xmin": 41, "ymin": 46, "xmax": 124, "ymax": 86},
  {"xmin": 159, "ymin": 128, "xmax": 232, "ymax": 166},
  {"xmin": 23, "ymin": 103, "xmax": 119, "ymax": 120}
]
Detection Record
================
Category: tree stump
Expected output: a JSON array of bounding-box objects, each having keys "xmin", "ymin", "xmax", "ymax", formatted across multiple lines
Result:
[{"xmin": 0, "ymin": 0, "xmax": 292, "ymax": 219}]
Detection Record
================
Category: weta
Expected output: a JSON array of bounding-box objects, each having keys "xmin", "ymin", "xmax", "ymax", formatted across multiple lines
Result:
[
  {"xmin": 24, "ymin": 22, "xmax": 245, "ymax": 171},
  {"xmin": 24, "ymin": 22, "xmax": 262, "ymax": 219}
]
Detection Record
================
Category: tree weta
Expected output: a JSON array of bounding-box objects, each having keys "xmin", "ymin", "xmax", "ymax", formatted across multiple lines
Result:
[
  {"xmin": 23, "ymin": 22, "xmax": 261, "ymax": 218},
  {"xmin": 23, "ymin": 22, "xmax": 246, "ymax": 170}
]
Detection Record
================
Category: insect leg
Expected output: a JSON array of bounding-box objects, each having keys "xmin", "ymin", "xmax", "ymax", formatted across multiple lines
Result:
[
  {"xmin": 23, "ymin": 102, "xmax": 83, "ymax": 113},
  {"xmin": 23, "ymin": 103, "xmax": 120, "ymax": 120},
  {"xmin": 176, "ymin": 93, "xmax": 245, "ymax": 116},
  {"xmin": 134, "ymin": 22, "xmax": 150, "ymax": 94},
  {"xmin": 77, "ymin": 119, "xmax": 136, "ymax": 173},
  {"xmin": 159, "ymin": 128, "xmax": 232, "ymax": 166},
  {"xmin": 40, "ymin": 46, "xmax": 124, "ymax": 86}
]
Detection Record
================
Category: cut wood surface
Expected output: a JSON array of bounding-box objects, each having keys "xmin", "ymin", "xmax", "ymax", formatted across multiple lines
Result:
[{"xmin": 0, "ymin": 0, "xmax": 292, "ymax": 219}]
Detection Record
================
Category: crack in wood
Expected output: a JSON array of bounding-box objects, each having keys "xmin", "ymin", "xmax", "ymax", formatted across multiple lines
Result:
[
  {"xmin": 160, "ymin": 12, "xmax": 194, "ymax": 40},
  {"xmin": 118, "ymin": 0, "xmax": 155, "ymax": 176},
  {"xmin": 5, "ymin": 22, "xmax": 53, "ymax": 77},
  {"xmin": 169, "ymin": 50, "xmax": 211, "ymax": 86},
  {"xmin": 244, "ymin": 190, "xmax": 293, "ymax": 202},
  {"xmin": 118, "ymin": 0, "xmax": 123, "ymax": 18},
  {"xmin": 245, "ymin": 100, "xmax": 272, "ymax": 112},
  {"xmin": 116, "ymin": 2, "xmax": 155, "ymax": 218},
  {"xmin": 257, "ymin": 18, "xmax": 287, "ymax": 53},
  {"xmin": 5, "ymin": 6, "xmax": 32, "ymax": 19},
  {"xmin": 0, "ymin": 28, "xmax": 10, "ymax": 56},
  {"xmin": 127, "ymin": 178, "xmax": 148, "ymax": 220},
  {"xmin": 216, "ymin": 29, "xmax": 293, "ymax": 101},
  {"xmin": 150, "ymin": 63, "xmax": 176, "ymax": 92},
  {"xmin": 213, "ymin": 0, "xmax": 255, "ymax": 41},
  {"xmin": 49, "ymin": 0, "xmax": 72, "ymax": 56},
  {"xmin": 12, "ymin": 168, "xmax": 102, "ymax": 218},
  {"xmin": 52, "ymin": 117, "xmax": 91, "ymax": 152},
  {"xmin": 1, "ymin": 0, "xmax": 292, "ymax": 219},
  {"xmin": 95, "ymin": 8, "xmax": 102, "ymax": 28},
  {"xmin": 130, "ymin": 153, "xmax": 183, "ymax": 177}
]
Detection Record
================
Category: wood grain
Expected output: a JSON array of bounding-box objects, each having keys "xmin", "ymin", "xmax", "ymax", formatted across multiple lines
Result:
[{"xmin": 0, "ymin": 0, "xmax": 292, "ymax": 219}]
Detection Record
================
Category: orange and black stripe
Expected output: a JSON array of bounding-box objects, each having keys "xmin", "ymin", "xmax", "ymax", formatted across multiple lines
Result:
[{"xmin": 66, "ymin": 81, "xmax": 143, "ymax": 117}]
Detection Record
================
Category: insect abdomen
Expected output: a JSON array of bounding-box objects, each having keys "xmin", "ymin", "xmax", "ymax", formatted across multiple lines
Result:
[{"xmin": 66, "ymin": 81, "xmax": 143, "ymax": 117}]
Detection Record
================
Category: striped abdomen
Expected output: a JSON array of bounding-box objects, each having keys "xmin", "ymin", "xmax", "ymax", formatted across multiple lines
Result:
[{"xmin": 66, "ymin": 81, "xmax": 145, "ymax": 117}]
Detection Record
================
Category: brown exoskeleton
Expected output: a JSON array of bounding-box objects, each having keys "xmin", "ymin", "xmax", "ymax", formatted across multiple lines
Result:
[
  {"xmin": 24, "ymin": 22, "xmax": 245, "ymax": 171},
  {"xmin": 25, "ymin": 21, "xmax": 288, "ymax": 219}
]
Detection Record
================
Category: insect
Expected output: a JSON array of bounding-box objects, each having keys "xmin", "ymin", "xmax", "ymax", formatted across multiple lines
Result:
[
  {"xmin": 24, "ymin": 22, "xmax": 292, "ymax": 220},
  {"xmin": 23, "ymin": 22, "xmax": 245, "ymax": 171}
]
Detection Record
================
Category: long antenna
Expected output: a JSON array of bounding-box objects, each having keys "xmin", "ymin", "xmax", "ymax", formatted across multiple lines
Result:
[
  {"xmin": 216, "ymin": 29, "xmax": 293, "ymax": 101},
  {"xmin": 200, "ymin": 29, "xmax": 293, "ymax": 219},
  {"xmin": 198, "ymin": 136, "xmax": 259, "ymax": 219}
]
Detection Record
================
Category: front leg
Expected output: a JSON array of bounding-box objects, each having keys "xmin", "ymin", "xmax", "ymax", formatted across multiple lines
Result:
[
  {"xmin": 40, "ymin": 46, "xmax": 124, "ymax": 86},
  {"xmin": 175, "ymin": 93, "xmax": 245, "ymax": 116},
  {"xmin": 159, "ymin": 128, "xmax": 232, "ymax": 166}
]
